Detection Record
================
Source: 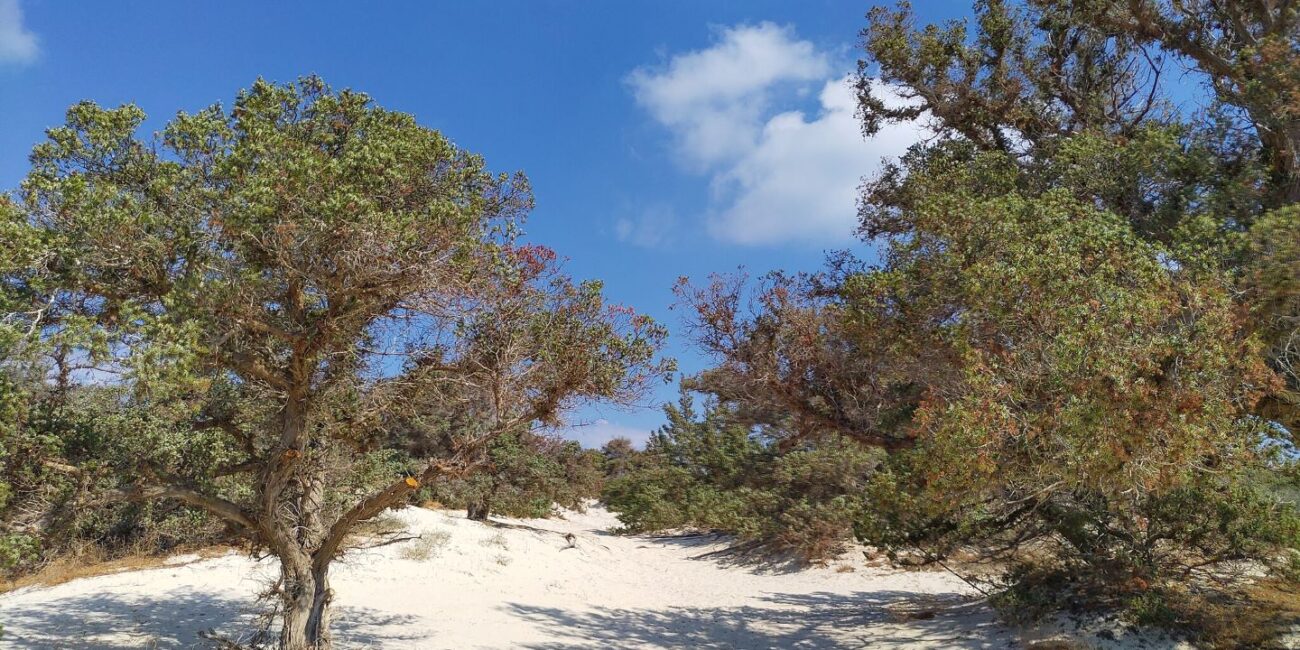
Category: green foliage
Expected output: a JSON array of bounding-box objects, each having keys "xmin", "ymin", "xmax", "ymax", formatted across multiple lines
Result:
[
  {"xmin": 879, "ymin": 171, "xmax": 1265, "ymax": 496},
  {"xmin": 3, "ymin": 76, "xmax": 670, "ymax": 646},
  {"xmin": 430, "ymin": 430, "xmax": 603, "ymax": 519},
  {"xmin": 846, "ymin": 2, "xmax": 1300, "ymax": 634},
  {"xmin": 0, "ymin": 533, "xmax": 40, "ymax": 574},
  {"xmin": 603, "ymin": 392, "xmax": 769, "ymax": 534},
  {"xmin": 603, "ymin": 462, "xmax": 707, "ymax": 533},
  {"xmin": 602, "ymin": 391, "xmax": 884, "ymax": 561},
  {"xmin": 675, "ymin": 6, "xmax": 1300, "ymax": 624},
  {"xmin": 0, "ymin": 379, "xmax": 245, "ymax": 579},
  {"xmin": 598, "ymin": 436, "xmax": 638, "ymax": 481}
]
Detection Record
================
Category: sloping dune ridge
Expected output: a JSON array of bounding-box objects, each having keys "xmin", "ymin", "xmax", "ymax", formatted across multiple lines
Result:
[{"xmin": 0, "ymin": 505, "xmax": 1188, "ymax": 649}]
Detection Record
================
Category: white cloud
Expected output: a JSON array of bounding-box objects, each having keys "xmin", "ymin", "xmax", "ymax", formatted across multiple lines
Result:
[
  {"xmin": 557, "ymin": 419, "xmax": 654, "ymax": 449},
  {"xmin": 627, "ymin": 22, "xmax": 830, "ymax": 170},
  {"xmin": 629, "ymin": 24, "xmax": 926, "ymax": 246},
  {"xmin": 0, "ymin": 0, "xmax": 39, "ymax": 65},
  {"xmin": 710, "ymin": 77, "xmax": 923, "ymax": 245},
  {"xmin": 615, "ymin": 204, "xmax": 678, "ymax": 248}
]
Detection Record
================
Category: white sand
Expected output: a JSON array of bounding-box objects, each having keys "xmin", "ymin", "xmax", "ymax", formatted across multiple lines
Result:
[{"xmin": 0, "ymin": 505, "xmax": 1191, "ymax": 649}]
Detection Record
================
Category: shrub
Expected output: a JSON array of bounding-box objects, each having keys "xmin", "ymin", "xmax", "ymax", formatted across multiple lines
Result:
[
  {"xmin": 602, "ymin": 390, "xmax": 881, "ymax": 561},
  {"xmin": 429, "ymin": 429, "xmax": 603, "ymax": 520},
  {"xmin": 398, "ymin": 529, "xmax": 451, "ymax": 561}
]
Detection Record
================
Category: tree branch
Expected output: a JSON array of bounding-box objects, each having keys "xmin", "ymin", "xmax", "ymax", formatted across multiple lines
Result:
[
  {"xmin": 115, "ymin": 481, "xmax": 257, "ymax": 531},
  {"xmin": 313, "ymin": 458, "xmax": 481, "ymax": 569}
]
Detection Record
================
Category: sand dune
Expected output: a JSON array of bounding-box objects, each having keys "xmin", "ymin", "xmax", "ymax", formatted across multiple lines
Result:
[{"xmin": 0, "ymin": 506, "xmax": 1188, "ymax": 649}]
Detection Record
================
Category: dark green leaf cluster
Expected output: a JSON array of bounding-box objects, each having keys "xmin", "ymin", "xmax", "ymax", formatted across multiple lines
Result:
[
  {"xmin": 428, "ymin": 429, "xmax": 603, "ymax": 520},
  {"xmin": 0, "ymin": 76, "xmax": 671, "ymax": 645},
  {"xmin": 658, "ymin": 2, "xmax": 1300, "ymax": 638},
  {"xmin": 602, "ymin": 390, "xmax": 885, "ymax": 561}
]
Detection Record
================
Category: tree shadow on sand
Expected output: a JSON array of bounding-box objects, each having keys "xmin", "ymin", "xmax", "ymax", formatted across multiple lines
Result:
[
  {"xmin": 506, "ymin": 589, "xmax": 1016, "ymax": 649},
  {"xmin": 630, "ymin": 533, "xmax": 840, "ymax": 575},
  {"xmin": 0, "ymin": 588, "xmax": 422, "ymax": 649}
]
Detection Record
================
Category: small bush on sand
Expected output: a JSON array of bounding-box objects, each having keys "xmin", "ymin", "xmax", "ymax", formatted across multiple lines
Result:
[
  {"xmin": 398, "ymin": 529, "xmax": 452, "ymax": 561},
  {"xmin": 428, "ymin": 429, "xmax": 603, "ymax": 521},
  {"xmin": 483, "ymin": 532, "xmax": 508, "ymax": 550},
  {"xmin": 602, "ymin": 390, "xmax": 882, "ymax": 562}
]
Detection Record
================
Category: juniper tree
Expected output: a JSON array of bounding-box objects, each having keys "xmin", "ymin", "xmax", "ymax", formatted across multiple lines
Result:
[
  {"xmin": 2, "ymin": 77, "xmax": 670, "ymax": 649},
  {"xmin": 672, "ymin": 0, "xmax": 1300, "ymax": 627},
  {"xmin": 678, "ymin": 144, "xmax": 1297, "ymax": 616},
  {"xmin": 601, "ymin": 389, "xmax": 883, "ymax": 560},
  {"xmin": 859, "ymin": 0, "xmax": 1300, "ymax": 433},
  {"xmin": 429, "ymin": 427, "xmax": 602, "ymax": 521}
]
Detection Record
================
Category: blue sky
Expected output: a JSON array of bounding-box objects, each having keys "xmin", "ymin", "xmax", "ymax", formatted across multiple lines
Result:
[{"xmin": 0, "ymin": 1, "xmax": 965, "ymax": 446}]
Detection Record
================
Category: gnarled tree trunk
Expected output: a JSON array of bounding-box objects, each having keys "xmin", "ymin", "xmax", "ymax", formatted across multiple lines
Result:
[
  {"xmin": 305, "ymin": 564, "xmax": 333, "ymax": 647},
  {"xmin": 277, "ymin": 560, "xmax": 334, "ymax": 649},
  {"xmin": 279, "ymin": 469, "xmax": 336, "ymax": 649},
  {"xmin": 278, "ymin": 551, "xmax": 331, "ymax": 650},
  {"xmin": 467, "ymin": 498, "xmax": 491, "ymax": 521}
]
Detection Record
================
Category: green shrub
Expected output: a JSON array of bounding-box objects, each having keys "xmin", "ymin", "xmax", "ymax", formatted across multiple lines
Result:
[
  {"xmin": 602, "ymin": 391, "xmax": 881, "ymax": 561},
  {"xmin": 429, "ymin": 429, "xmax": 603, "ymax": 520}
]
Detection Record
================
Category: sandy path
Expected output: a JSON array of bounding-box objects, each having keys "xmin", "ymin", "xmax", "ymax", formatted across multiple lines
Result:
[{"xmin": 0, "ymin": 506, "xmax": 1186, "ymax": 649}]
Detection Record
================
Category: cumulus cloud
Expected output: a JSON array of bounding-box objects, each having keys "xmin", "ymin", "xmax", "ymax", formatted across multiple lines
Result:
[
  {"xmin": 628, "ymin": 23, "xmax": 926, "ymax": 246},
  {"xmin": 710, "ymin": 77, "xmax": 924, "ymax": 245},
  {"xmin": 0, "ymin": 0, "xmax": 39, "ymax": 65},
  {"xmin": 627, "ymin": 22, "xmax": 830, "ymax": 170}
]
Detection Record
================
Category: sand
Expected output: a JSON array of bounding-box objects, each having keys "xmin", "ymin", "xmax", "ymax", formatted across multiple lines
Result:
[{"xmin": 0, "ymin": 505, "xmax": 1191, "ymax": 649}]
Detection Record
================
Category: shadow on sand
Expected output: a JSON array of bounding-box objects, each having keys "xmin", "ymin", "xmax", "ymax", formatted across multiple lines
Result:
[
  {"xmin": 631, "ymin": 533, "xmax": 842, "ymax": 575},
  {"xmin": 0, "ymin": 588, "xmax": 421, "ymax": 649},
  {"xmin": 2, "ymin": 576, "xmax": 1026, "ymax": 648},
  {"xmin": 507, "ymin": 589, "xmax": 1014, "ymax": 649}
]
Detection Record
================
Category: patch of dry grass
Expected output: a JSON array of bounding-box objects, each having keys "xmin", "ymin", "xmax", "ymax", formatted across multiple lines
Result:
[
  {"xmin": 1176, "ymin": 579, "xmax": 1300, "ymax": 649},
  {"xmin": 0, "ymin": 544, "xmax": 233, "ymax": 594},
  {"xmin": 483, "ymin": 532, "xmax": 508, "ymax": 550},
  {"xmin": 342, "ymin": 513, "xmax": 411, "ymax": 551},
  {"xmin": 398, "ymin": 529, "xmax": 452, "ymax": 561},
  {"xmin": 1023, "ymin": 641, "xmax": 1090, "ymax": 650}
]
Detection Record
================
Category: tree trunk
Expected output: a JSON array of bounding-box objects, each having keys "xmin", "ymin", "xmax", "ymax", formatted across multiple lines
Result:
[
  {"xmin": 305, "ymin": 564, "xmax": 333, "ymax": 648},
  {"xmin": 267, "ymin": 459, "xmax": 443, "ymax": 649},
  {"xmin": 467, "ymin": 499, "xmax": 490, "ymax": 521},
  {"xmin": 278, "ymin": 555, "xmax": 335, "ymax": 649},
  {"xmin": 279, "ymin": 554, "xmax": 317, "ymax": 650}
]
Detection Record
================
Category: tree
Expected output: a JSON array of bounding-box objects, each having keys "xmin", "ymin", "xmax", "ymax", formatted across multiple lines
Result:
[
  {"xmin": 672, "ymin": 1, "xmax": 1300, "ymax": 626},
  {"xmin": 599, "ymin": 436, "xmax": 639, "ymax": 481},
  {"xmin": 3, "ymin": 77, "xmax": 670, "ymax": 649},
  {"xmin": 603, "ymin": 392, "xmax": 766, "ymax": 535},
  {"xmin": 678, "ymin": 143, "xmax": 1297, "ymax": 618},
  {"xmin": 850, "ymin": 1, "xmax": 1300, "ymax": 631},
  {"xmin": 602, "ymin": 389, "xmax": 884, "ymax": 560},
  {"xmin": 432, "ymin": 428, "xmax": 603, "ymax": 521},
  {"xmin": 859, "ymin": 0, "xmax": 1300, "ymax": 435},
  {"xmin": 850, "ymin": 151, "xmax": 1287, "ymax": 586}
]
